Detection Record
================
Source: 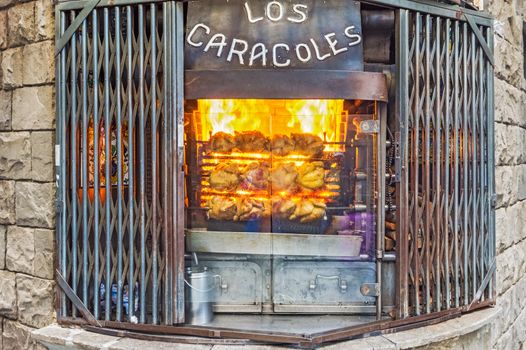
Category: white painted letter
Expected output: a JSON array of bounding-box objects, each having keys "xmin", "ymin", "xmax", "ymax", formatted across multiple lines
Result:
[
  {"xmin": 266, "ymin": 1, "xmax": 284, "ymax": 22},
  {"xmin": 227, "ymin": 38, "xmax": 249, "ymax": 65},
  {"xmin": 344, "ymin": 26, "xmax": 362, "ymax": 47},
  {"xmin": 249, "ymin": 43, "xmax": 268, "ymax": 66},
  {"xmin": 324, "ymin": 32, "xmax": 348, "ymax": 55},
  {"xmin": 287, "ymin": 4, "xmax": 308, "ymax": 23},
  {"xmin": 295, "ymin": 43, "xmax": 311, "ymax": 63},
  {"xmin": 186, "ymin": 23, "xmax": 210, "ymax": 47},
  {"xmin": 244, "ymin": 2, "xmax": 264, "ymax": 23},
  {"xmin": 204, "ymin": 33, "xmax": 228, "ymax": 57},
  {"xmin": 273, "ymin": 43, "xmax": 290, "ymax": 67},
  {"xmin": 309, "ymin": 38, "xmax": 331, "ymax": 61}
]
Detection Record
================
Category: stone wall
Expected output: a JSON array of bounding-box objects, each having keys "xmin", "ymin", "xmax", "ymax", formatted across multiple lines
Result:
[
  {"xmin": 0, "ymin": 0, "xmax": 56, "ymax": 349},
  {"xmin": 486, "ymin": 0, "xmax": 526, "ymax": 349}
]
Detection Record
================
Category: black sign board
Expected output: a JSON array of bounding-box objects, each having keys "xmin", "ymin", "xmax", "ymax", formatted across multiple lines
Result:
[{"xmin": 185, "ymin": 0, "xmax": 363, "ymax": 71}]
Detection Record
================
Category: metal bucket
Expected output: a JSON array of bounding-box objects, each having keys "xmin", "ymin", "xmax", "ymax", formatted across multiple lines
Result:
[{"xmin": 185, "ymin": 267, "xmax": 214, "ymax": 325}]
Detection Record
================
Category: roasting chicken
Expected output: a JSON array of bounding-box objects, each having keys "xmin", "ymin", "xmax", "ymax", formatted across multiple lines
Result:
[
  {"xmin": 234, "ymin": 197, "xmax": 269, "ymax": 221},
  {"xmin": 234, "ymin": 130, "xmax": 269, "ymax": 152},
  {"xmin": 209, "ymin": 132, "xmax": 236, "ymax": 153},
  {"xmin": 209, "ymin": 163, "xmax": 241, "ymax": 191},
  {"xmin": 271, "ymin": 163, "xmax": 298, "ymax": 192},
  {"xmin": 291, "ymin": 133, "xmax": 324, "ymax": 157},
  {"xmin": 241, "ymin": 162, "xmax": 270, "ymax": 190},
  {"xmin": 271, "ymin": 134, "xmax": 295, "ymax": 156},
  {"xmin": 297, "ymin": 161, "xmax": 325, "ymax": 190},
  {"xmin": 272, "ymin": 197, "xmax": 297, "ymax": 219},
  {"xmin": 207, "ymin": 196, "xmax": 237, "ymax": 221},
  {"xmin": 289, "ymin": 199, "xmax": 327, "ymax": 223}
]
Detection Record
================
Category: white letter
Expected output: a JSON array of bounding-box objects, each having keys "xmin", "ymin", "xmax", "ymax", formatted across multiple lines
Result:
[
  {"xmin": 186, "ymin": 23, "xmax": 210, "ymax": 47},
  {"xmin": 295, "ymin": 43, "xmax": 311, "ymax": 63},
  {"xmin": 249, "ymin": 43, "xmax": 268, "ymax": 66},
  {"xmin": 227, "ymin": 38, "xmax": 249, "ymax": 65},
  {"xmin": 266, "ymin": 1, "xmax": 284, "ymax": 22},
  {"xmin": 344, "ymin": 26, "xmax": 362, "ymax": 47},
  {"xmin": 309, "ymin": 38, "xmax": 331, "ymax": 61},
  {"xmin": 204, "ymin": 33, "xmax": 228, "ymax": 57},
  {"xmin": 287, "ymin": 4, "xmax": 308, "ymax": 23},
  {"xmin": 324, "ymin": 32, "xmax": 348, "ymax": 55},
  {"xmin": 244, "ymin": 2, "xmax": 264, "ymax": 23},
  {"xmin": 273, "ymin": 43, "xmax": 290, "ymax": 67}
]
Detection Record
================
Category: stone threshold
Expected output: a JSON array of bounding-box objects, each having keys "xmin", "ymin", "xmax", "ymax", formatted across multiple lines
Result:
[{"xmin": 32, "ymin": 307, "xmax": 500, "ymax": 350}]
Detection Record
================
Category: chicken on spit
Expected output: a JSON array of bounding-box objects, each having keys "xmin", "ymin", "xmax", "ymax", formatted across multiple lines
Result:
[
  {"xmin": 241, "ymin": 162, "xmax": 270, "ymax": 190},
  {"xmin": 207, "ymin": 196, "xmax": 237, "ymax": 221},
  {"xmin": 289, "ymin": 199, "xmax": 327, "ymax": 223},
  {"xmin": 209, "ymin": 132, "xmax": 236, "ymax": 153},
  {"xmin": 271, "ymin": 134, "xmax": 295, "ymax": 156},
  {"xmin": 235, "ymin": 130, "xmax": 269, "ymax": 152},
  {"xmin": 234, "ymin": 197, "xmax": 269, "ymax": 221},
  {"xmin": 271, "ymin": 163, "xmax": 298, "ymax": 192},
  {"xmin": 291, "ymin": 133, "xmax": 324, "ymax": 157},
  {"xmin": 209, "ymin": 163, "xmax": 241, "ymax": 191},
  {"xmin": 272, "ymin": 197, "xmax": 297, "ymax": 219},
  {"xmin": 297, "ymin": 161, "xmax": 325, "ymax": 190}
]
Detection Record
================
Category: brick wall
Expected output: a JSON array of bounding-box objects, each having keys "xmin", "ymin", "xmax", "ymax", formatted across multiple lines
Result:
[
  {"xmin": 486, "ymin": 0, "xmax": 526, "ymax": 349},
  {"xmin": 0, "ymin": 0, "xmax": 56, "ymax": 349}
]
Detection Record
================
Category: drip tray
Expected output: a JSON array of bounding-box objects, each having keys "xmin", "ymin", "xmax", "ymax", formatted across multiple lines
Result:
[{"xmin": 201, "ymin": 314, "xmax": 377, "ymax": 335}]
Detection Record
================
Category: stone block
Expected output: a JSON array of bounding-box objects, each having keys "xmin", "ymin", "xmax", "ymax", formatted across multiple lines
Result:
[
  {"xmin": 496, "ymin": 246, "xmax": 516, "ymax": 295},
  {"xmin": 0, "ymin": 89, "xmax": 11, "ymax": 130},
  {"xmin": 15, "ymin": 182, "xmax": 55, "ymax": 228},
  {"xmin": 35, "ymin": 0, "xmax": 54, "ymax": 41},
  {"xmin": 16, "ymin": 274, "xmax": 54, "ymax": 328},
  {"xmin": 2, "ymin": 319, "xmax": 36, "ymax": 350},
  {"xmin": 1, "ymin": 47, "xmax": 23, "ymax": 89},
  {"xmin": 22, "ymin": 41, "xmax": 54, "ymax": 85},
  {"xmin": 495, "ymin": 165, "xmax": 517, "ymax": 208},
  {"xmin": 12, "ymin": 86, "xmax": 54, "ymax": 130},
  {"xmin": 495, "ymin": 207, "xmax": 512, "ymax": 253},
  {"xmin": 494, "ymin": 35, "xmax": 524, "ymax": 90},
  {"xmin": 0, "ymin": 225, "xmax": 5, "ymax": 269},
  {"xmin": 494, "ymin": 78, "xmax": 526, "ymax": 127},
  {"xmin": 6, "ymin": 226, "xmax": 34, "ymax": 275},
  {"xmin": 0, "ymin": 0, "xmax": 13, "ymax": 9},
  {"xmin": 7, "ymin": 2, "xmax": 35, "ymax": 46},
  {"xmin": 0, "ymin": 270, "xmax": 17, "ymax": 318},
  {"xmin": 0, "ymin": 132, "xmax": 31, "ymax": 180},
  {"xmin": 0, "ymin": 180, "xmax": 15, "ymax": 224},
  {"xmin": 495, "ymin": 123, "xmax": 510, "ymax": 166},
  {"xmin": 0, "ymin": 10, "xmax": 6, "ymax": 49},
  {"xmin": 31, "ymin": 131, "xmax": 53, "ymax": 182},
  {"xmin": 33, "ymin": 228, "xmax": 53, "ymax": 279}
]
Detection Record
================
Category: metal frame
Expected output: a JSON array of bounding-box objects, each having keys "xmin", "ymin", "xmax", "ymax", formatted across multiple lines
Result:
[{"xmin": 54, "ymin": 0, "xmax": 495, "ymax": 345}]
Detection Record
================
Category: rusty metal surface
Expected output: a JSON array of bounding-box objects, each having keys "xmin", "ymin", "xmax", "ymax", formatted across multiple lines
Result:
[{"xmin": 185, "ymin": 70, "xmax": 388, "ymax": 100}]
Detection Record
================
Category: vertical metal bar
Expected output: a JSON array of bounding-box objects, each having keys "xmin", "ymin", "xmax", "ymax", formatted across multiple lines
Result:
[
  {"xmin": 444, "ymin": 18, "xmax": 451, "ymax": 310},
  {"xmin": 114, "ymin": 6, "xmax": 124, "ymax": 322},
  {"xmin": 173, "ymin": 1, "xmax": 186, "ymax": 323},
  {"xmin": 162, "ymin": 1, "xmax": 173, "ymax": 325},
  {"xmin": 434, "ymin": 16, "xmax": 441, "ymax": 312},
  {"xmin": 462, "ymin": 22, "xmax": 469, "ymax": 306},
  {"xmin": 423, "ymin": 14, "xmax": 431, "ymax": 314},
  {"xmin": 376, "ymin": 102, "xmax": 387, "ymax": 319},
  {"xmin": 486, "ymin": 27, "xmax": 495, "ymax": 299},
  {"xmin": 453, "ymin": 20, "xmax": 460, "ymax": 308},
  {"xmin": 413, "ymin": 12, "xmax": 421, "ymax": 316},
  {"xmin": 58, "ymin": 10, "xmax": 68, "ymax": 317},
  {"xmin": 81, "ymin": 17, "xmax": 89, "ymax": 308},
  {"xmin": 150, "ymin": 2, "xmax": 159, "ymax": 324},
  {"xmin": 70, "ymin": 12, "xmax": 79, "ymax": 317},
  {"xmin": 126, "ymin": 4, "xmax": 135, "ymax": 322},
  {"xmin": 103, "ymin": 8, "xmax": 112, "ymax": 321},
  {"xmin": 92, "ymin": 8, "xmax": 100, "ymax": 320},
  {"xmin": 395, "ymin": 8, "xmax": 410, "ymax": 319},
  {"xmin": 470, "ymin": 31, "xmax": 477, "ymax": 302},
  {"xmin": 138, "ymin": 4, "xmax": 147, "ymax": 323},
  {"xmin": 478, "ymin": 33, "xmax": 485, "ymax": 300}
]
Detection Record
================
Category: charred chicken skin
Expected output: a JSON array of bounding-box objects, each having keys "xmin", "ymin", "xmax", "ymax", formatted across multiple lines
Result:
[
  {"xmin": 235, "ymin": 130, "xmax": 269, "ymax": 152},
  {"xmin": 209, "ymin": 163, "xmax": 241, "ymax": 191},
  {"xmin": 241, "ymin": 162, "xmax": 270, "ymax": 190},
  {"xmin": 207, "ymin": 196, "xmax": 237, "ymax": 221},
  {"xmin": 291, "ymin": 133, "xmax": 324, "ymax": 157},
  {"xmin": 209, "ymin": 132, "xmax": 236, "ymax": 153},
  {"xmin": 297, "ymin": 161, "xmax": 325, "ymax": 190},
  {"xmin": 271, "ymin": 163, "xmax": 298, "ymax": 192},
  {"xmin": 271, "ymin": 134, "xmax": 295, "ymax": 156}
]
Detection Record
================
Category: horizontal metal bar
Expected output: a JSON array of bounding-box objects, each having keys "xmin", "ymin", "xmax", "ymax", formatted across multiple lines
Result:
[{"xmin": 57, "ymin": 0, "xmax": 169, "ymax": 11}]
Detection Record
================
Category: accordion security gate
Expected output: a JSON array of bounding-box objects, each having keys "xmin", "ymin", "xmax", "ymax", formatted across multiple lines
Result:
[{"xmin": 55, "ymin": 0, "xmax": 495, "ymax": 344}]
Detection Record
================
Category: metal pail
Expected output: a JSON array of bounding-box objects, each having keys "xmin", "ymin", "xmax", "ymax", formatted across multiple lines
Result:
[{"xmin": 185, "ymin": 267, "xmax": 214, "ymax": 325}]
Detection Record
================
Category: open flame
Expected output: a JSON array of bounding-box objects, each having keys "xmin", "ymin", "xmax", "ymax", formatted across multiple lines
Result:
[{"xmin": 196, "ymin": 99, "xmax": 344, "ymax": 144}]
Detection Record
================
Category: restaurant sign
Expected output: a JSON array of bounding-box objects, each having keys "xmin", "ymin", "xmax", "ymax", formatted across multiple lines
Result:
[{"xmin": 185, "ymin": 0, "xmax": 363, "ymax": 71}]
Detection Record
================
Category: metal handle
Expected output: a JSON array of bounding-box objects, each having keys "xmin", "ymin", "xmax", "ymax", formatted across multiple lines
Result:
[
  {"xmin": 309, "ymin": 274, "xmax": 347, "ymax": 293},
  {"xmin": 184, "ymin": 274, "xmax": 227, "ymax": 293}
]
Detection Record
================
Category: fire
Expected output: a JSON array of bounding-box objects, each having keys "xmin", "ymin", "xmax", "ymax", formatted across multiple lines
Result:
[{"xmin": 196, "ymin": 99, "xmax": 344, "ymax": 145}]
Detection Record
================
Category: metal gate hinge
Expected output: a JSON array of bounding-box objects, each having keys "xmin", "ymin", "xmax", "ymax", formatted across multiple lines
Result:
[{"xmin": 360, "ymin": 283, "xmax": 380, "ymax": 297}]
